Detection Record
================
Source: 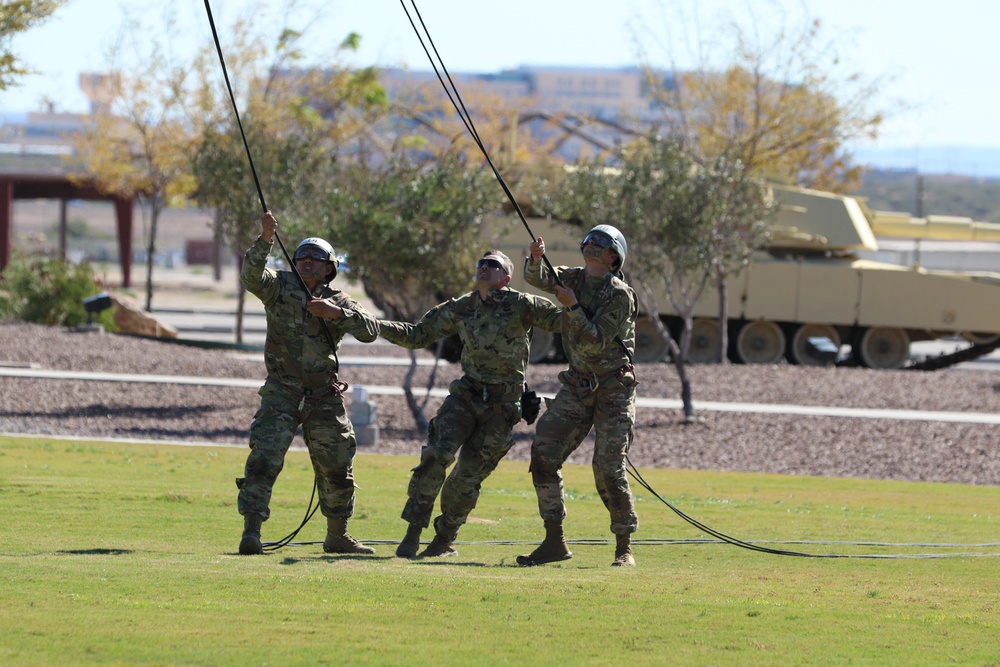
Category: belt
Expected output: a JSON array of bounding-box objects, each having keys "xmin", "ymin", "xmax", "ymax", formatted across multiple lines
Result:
[
  {"xmin": 462, "ymin": 376, "xmax": 523, "ymax": 415},
  {"xmin": 565, "ymin": 364, "xmax": 634, "ymax": 391},
  {"xmin": 266, "ymin": 376, "xmax": 349, "ymax": 411},
  {"xmin": 464, "ymin": 376, "xmax": 523, "ymax": 402}
]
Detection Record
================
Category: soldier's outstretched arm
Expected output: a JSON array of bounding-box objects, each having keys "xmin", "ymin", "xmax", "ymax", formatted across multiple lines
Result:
[
  {"xmin": 525, "ymin": 293, "xmax": 563, "ymax": 333},
  {"xmin": 378, "ymin": 301, "xmax": 458, "ymax": 350},
  {"xmin": 340, "ymin": 300, "xmax": 380, "ymax": 343}
]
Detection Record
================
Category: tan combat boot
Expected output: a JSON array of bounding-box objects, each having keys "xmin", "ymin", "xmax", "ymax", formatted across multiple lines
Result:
[
  {"xmin": 417, "ymin": 533, "xmax": 458, "ymax": 558},
  {"xmin": 396, "ymin": 524, "xmax": 423, "ymax": 559},
  {"xmin": 238, "ymin": 514, "xmax": 264, "ymax": 555},
  {"xmin": 323, "ymin": 517, "xmax": 376, "ymax": 555},
  {"xmin": 516, "ymin": 520, "xmax": 573, "ymax": 566},
  {"xmin": 612, "ymin": 534, "xmax": 635, "ymax": 567}
]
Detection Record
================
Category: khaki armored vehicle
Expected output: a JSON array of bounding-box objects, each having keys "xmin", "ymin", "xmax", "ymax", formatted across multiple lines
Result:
[{"xmin": 490, "ymin": 185, "xmax": 1000, "ymax": 369}]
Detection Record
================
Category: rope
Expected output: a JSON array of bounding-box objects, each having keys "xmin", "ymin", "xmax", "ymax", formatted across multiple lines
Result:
[{"xmin": 399, "ymin": 0, "xmax": 566, "ymax": 288}]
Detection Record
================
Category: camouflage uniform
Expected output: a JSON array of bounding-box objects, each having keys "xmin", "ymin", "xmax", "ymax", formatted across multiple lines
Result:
[
  {"xmin": 380, "ymin": 287, "xmax": 560, "ymax": 542},
  {"xmin": 524, "ymin": 256, "xmax": 639, "ymax": 536},
  {"xmin": 237, "ymin": 235, "xmax": 379, "ymax": 523}
]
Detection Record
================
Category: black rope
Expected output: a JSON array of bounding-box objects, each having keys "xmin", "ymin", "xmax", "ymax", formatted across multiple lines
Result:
[
  {"xmin": 399, "ymin": 0, "xmax": 566, "ymax": 288},
  {"xmin": 623, "ymin": 456, "xmax": 1000, "ymax": 559},
  {"xmin": 262, "ymin": 480, "xmax": 322, "ymax": 552},
  {"xmin": 202, "ymin": 0, "xmax": 334, "ymax": 316}
]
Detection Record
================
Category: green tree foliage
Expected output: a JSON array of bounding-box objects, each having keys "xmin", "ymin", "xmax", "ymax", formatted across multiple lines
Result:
[
  {"xmin": 190, "ymin": 20, "xmax": 389, "ymax": 342},
  {"xmin": 0, "ymin": 253, "xmax": 115, "ymax": 329},
  {"xmin": 0, "ymin": 0, "xmax": 64, "ymax": 90},
  {"xmin": 335, "ymin": 156, "xmax": 497, "ymax": 320},
  {"xmin": 333, "ymin": 155, "xmax": 500, "ymax": 429},
  {"xmin": 533, "ymin": 136, "xmax": 773, "ymax": 419}
]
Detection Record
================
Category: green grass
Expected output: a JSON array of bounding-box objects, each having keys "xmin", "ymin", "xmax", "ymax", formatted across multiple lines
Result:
[{"xmin": 1, "ymin": 435, "xmax": 997, "ymax": 666}]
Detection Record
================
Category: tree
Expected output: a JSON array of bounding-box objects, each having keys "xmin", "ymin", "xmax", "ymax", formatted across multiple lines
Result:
[
  {"xmin": 534, "ymin": 135, "xmax": 773, "ymax": 420},
  {"xmin": 637, "ymin": 10, "xmax": 855, "ymax": 362},
  {"xmin": 333, "ymin": 155, "xmax": 500, "ymax": 431},
  {"xmin": 643, "ymin": 14, "xmax": 884, "ymax": 193},
  {"xmin": 190, "ymin": 19, "xmax": 389, "ymax": 343},
  {"xmin": 69, "ymin": 10, "xmax": 204, "ymax": 311},
  {"xmin": 0, "ymin": 0, "xmax": 65, "ymax": 91}
]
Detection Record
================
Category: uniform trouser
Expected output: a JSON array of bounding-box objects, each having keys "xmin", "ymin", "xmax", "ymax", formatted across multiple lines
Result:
[
  {"xmin": 401, "ymin": 380, "xmax": 521, "ymax": 540},
  {"xmin": 238, "ymin": 382, "xmax": 358, "ymax": 521},
  {"xmin": 529, "ymin": 376, "xmax": 638, "ymax": 535}
]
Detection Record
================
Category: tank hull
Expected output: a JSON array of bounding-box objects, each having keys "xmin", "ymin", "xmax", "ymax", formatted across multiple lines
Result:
[{"xmin": 488, "ymin": 213, "xmax": 1000, "ymax": 368}]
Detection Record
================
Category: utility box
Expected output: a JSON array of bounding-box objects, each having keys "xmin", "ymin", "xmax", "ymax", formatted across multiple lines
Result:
[{"xmin": 350, "ymin": 385, "xmax": 379, "ymax": 448}]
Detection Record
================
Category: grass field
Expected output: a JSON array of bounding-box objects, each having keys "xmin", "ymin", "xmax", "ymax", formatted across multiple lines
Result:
[{"xmin": 1, "ymin": 435, "xmax": 997, "ymax": 666}]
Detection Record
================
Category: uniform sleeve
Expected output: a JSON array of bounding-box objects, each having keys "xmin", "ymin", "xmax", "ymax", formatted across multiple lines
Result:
[
  {"xmin": 524, "ymin": 255, "xmax": 558, "ymax": 294},
  {"xmin": 240, "ymin": 236, "xmax": 279, "ymax": 303},
  {"xmin": 523, "ymin": 293, "xmax": 563, "ymax": 333},
  {"xmin": 335, "ymin": 299, "xmax": 380, "ymax": 343},
  {"xmin": 379, "ymin": 301, "xmax": 459, "ymax": 350},
  {"xmin": 563, "ymin": 288, "xmax": 633, "ymax": 355}
]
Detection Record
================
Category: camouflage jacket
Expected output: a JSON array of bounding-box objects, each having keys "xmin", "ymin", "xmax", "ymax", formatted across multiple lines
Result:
[
  {"xmin": 241, "ymin": 236, "xmax": 379, "ymax": 392},
  {"xmin": 524, "ymin": 256, "xmax": 637, "ymax": 375},
  {"xmin": 379, "ymin": 288, "xmax": 561, "ymax": 386}
]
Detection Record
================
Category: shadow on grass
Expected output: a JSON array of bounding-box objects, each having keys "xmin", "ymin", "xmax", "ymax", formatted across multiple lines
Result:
[{"xmin": 58, "ymin": 548, "xmax": 134, "ymax": 556}]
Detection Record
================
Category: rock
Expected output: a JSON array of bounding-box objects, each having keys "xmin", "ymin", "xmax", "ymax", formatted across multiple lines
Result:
[{"xmin": 109, "ymin": 292, "xmax": 179, "ymax": 339}]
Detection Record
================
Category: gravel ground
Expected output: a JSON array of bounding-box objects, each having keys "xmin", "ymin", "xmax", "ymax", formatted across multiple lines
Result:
[{"xmin": 1, "ymin": 321, "xmax": 998, "ymax": 485}]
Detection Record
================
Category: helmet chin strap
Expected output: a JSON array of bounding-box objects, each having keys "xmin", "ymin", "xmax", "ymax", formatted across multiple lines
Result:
[{"xmin": 582, "ymin": 245, "xmax": 613, "ymax": 268}]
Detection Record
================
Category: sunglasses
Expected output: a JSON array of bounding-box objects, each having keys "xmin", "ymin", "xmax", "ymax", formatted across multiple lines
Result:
[
  {"xmin": 295, "ymin": 249, "xmax": 329, "ymax": 262},
  {"xmin": 581, "ymin": 232, "xmax": 614, "ymax": 248},
  {"xmin": 477, "ymin": 258, "xmax": 506, "ymax": 273}
]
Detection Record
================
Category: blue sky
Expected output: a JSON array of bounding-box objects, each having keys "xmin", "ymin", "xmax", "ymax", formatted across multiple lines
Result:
[{"xmin": 4, "ymin": 0, "xmax": 1000, "ymax": 163}]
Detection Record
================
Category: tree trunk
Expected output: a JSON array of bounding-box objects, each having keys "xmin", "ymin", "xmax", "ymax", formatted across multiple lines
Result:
[
  {"xmin": 403, "ymin": 349, "xmax": 429, "ymax": 433},
  {"xmin": 236, "ymin": 282, "xmax": 246, "ymax": 346},
  {"xmin": 716, "ymin": 271, "xmax": 729, "ymax": 364},
  {"xmin": 143, "ymin": 204, "xmax": 159, "ymax": 313},
  {"xmin": 676, "ymin": 315, "xmax": 696, "ymax": 419},
  {"xmin": 234, "ymin": 254, "xmax": 245, "ymax": 345},
  {"xmin": 146, "ymin": 195, "xmax": 165, "ymax": 312},
  {"xmin": 672, "ymin": 353, "xmax": 695, "ymax": 421}
]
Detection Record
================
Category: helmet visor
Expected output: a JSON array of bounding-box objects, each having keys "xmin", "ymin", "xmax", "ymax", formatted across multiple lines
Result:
[
  {"xmin": 294, "ymin": 247, "xmax": 329, "ymax": 262},
  {"xmin": 581, "ymin": 231, "xmax": 614, "ymax": 248}
]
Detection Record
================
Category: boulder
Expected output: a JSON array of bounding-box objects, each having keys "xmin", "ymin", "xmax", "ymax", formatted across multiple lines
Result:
[{"xmin": 110, "ymin": 292, "xmax": 178, "ymax": 339}]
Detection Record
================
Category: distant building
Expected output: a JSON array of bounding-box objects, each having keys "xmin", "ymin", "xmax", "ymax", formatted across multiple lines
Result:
[
  {"xmin": 0, "ymin": 111, "xmax": 87, "ymax": 162},
  {"xmin": 381, "ymin": 66, "xmax": 666, "ymax": 120},
  {"xmin": 379, "ymin": 66, "xmax": 672, "ymax": 159}
]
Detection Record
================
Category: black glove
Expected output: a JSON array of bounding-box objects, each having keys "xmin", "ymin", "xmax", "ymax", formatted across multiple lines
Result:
[{"xmin": 521, "ymin": 386, "xmax": 542, "ymax": 425}]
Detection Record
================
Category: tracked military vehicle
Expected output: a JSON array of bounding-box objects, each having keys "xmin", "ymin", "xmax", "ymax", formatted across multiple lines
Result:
[{"xmin": 491, "ymin": 185, "xmax": 1000, "ymax": 369}]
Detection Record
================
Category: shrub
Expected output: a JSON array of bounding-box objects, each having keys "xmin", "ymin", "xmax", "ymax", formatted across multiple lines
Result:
[{"xmin": 0, "ymin": 252, "xmax": 117, "ymax": 329}]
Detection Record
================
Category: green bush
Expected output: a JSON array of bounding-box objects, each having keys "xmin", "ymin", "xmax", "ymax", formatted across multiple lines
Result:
[{"xmin": 0, "ymin": 252, "xmax": 117, "ymax": 329}]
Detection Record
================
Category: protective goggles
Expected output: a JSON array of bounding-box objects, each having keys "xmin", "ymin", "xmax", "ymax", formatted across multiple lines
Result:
[
  {"xmin": 476, "ymin": 258, "xmax": 507, "ymax": 273},
  {"xmin": 581, "ymin": 231, "xmax": 614, "ymax": 248},
  {"xmin": 294, "ymin": 248, "xmax": 330, "ymax": 262}
]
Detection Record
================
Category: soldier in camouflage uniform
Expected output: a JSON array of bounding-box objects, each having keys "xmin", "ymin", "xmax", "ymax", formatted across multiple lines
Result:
[
  {"xmin": 516, "ymin": 224, "xmax": 640, "ymax": 567},
  {"xmin": 379, "ymin": 250, "xmax": 562, "ymax": 559},
  {"xmin": 237, "ymin": 211, "xmax": 380, "ymax": 556}
]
